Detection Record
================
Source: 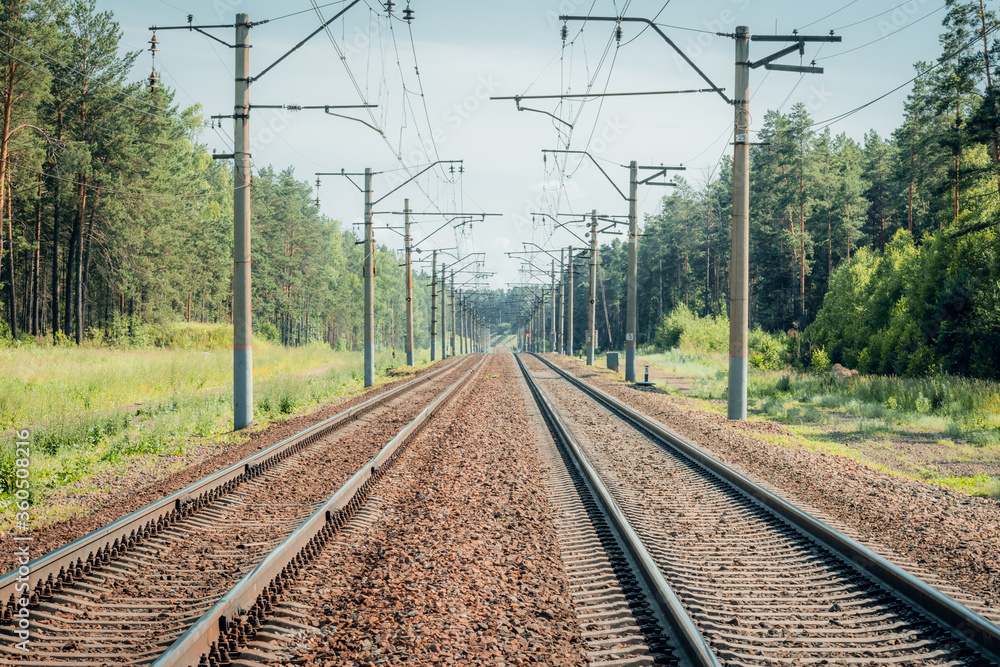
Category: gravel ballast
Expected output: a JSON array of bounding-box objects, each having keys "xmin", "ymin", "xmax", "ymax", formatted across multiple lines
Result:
[
  {"xmin": 544, "ymin": 354, "xmax": 1000, "ymax": 616},
  {"xmin": 268, "ymin": 354, "xmax": 586, "ymax": 666},
  {"xmin": 0, "ymin": 360, "xmax": 462, "ymax": 575}
]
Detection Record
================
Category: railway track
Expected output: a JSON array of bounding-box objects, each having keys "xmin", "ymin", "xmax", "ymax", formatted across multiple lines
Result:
[
  {"xmin": 0, "ymin": 355, "xmax": 484, "ymax": 666},
  {"xmin": 517, "ymin": 353, "xmax": 1000, "ymax": 666}
]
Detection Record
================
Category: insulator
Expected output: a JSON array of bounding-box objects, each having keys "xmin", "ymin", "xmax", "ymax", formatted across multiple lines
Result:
[
  {"xmin": 402, "ymin": 4, "xmax": 414, "ymax": 21},
  {"xmin": 384, "ymin": 1, "xmax": 394, "ymax": 14},
  {"xmin": 148, "ymin": 70, "xmax": 159, "ymax": 90},
  {"xmin": 615, "ymin": 25, "xmax": 622, "ymax": 43},
  {"xmin": 149, "ymin": 34, "xmax": 159, "ymax": 53},
  {"xmin": 561, "ymin": 24, "xmax": 568, "ymax": 42}
]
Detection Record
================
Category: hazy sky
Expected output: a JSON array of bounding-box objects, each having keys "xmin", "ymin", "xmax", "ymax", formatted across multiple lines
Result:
[{"xmin": 104, "ymin": 0, "xmax": 946, "ymax": 286}]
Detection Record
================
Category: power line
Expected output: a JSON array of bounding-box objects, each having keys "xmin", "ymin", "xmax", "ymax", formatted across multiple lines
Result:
[
  {"xmin": 811, "ymin": 22, "xmax": 1000, "ymax": 131},
  {"xmin": 832, "ymin": 0, "xmax": 937, "ymax": 31},
  {"xmin": 797, "ymin": 0, "xmax": 862, "ymax": 31},
  {"xmin": 817, "ymin": 4, "xmax": 947, "ymax": 61},
  {"xmin": 263, "ymin": 1, "xmax": 353, "ymax": 24}
]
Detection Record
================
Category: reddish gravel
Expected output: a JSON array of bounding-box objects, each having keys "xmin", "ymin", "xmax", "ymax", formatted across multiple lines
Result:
[
  {"xmin": 269, "ymin": 354, "xmax": 587, "ymax": 666},
  {"xmin": 0, "ymin": 359, "xmax": 461, "ymax": 575},
  {"xmin": 544, "ymin": 354, "xmax": 1000, "ymax": 615}
]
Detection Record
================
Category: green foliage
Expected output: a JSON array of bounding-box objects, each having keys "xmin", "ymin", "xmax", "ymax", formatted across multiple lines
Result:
[
  {"xmin": 810, "ymin": 347, "xmax": 832, "ymax": 374},
  {"xmin": 808, "ymin": 228, "xmax": 1000, "ymax": 380},
  {"xmin": 749, "ymin": 328, "xmax": 785, "ymax": 371},
  {"xmin": 654, "ymin": 306, "xmax": 729, "ymax": 353}
]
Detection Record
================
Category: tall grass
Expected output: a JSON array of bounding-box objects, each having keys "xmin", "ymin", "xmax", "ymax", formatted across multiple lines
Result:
[
  {"xmin": 0, "ymin": 338, "xmax": 428, "ymax": 513},
  {"xmin": 0, "ymin": 334, "xmax": 363, "ymax": 432}
]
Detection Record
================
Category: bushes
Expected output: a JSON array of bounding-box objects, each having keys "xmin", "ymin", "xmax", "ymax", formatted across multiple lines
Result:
[
  {"xmin": 807, "ymin": 229, "xmax": 1000, "ymax": 380},
  {"xmin": 749, "ymin": 328, "xmax": 784, "ymax": 370},
  {"xmin": 654, "ymin": 306, "xmax": 728, "ymax": 353}
]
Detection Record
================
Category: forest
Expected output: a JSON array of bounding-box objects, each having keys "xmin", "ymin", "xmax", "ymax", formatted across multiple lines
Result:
[
  {"xmin": 0, "ymin": 0, "xmax": 438, "ymax": 353},
  {"xmin": 573, "ymin": 0, "xmax": 1000, "ymax": 380},
  {"xmin": 1, "ymin": 0, "xmax": 998, "ymax": 382}
]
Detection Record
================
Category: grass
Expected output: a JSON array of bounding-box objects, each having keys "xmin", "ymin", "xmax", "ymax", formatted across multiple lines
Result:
[
  {"xmin": 0, "ymin": 329, "xmax": 436, "ymax": 526},
  {"xmin": 624, "ymin": 345, "xmax": 1000, "ymax": 499}
]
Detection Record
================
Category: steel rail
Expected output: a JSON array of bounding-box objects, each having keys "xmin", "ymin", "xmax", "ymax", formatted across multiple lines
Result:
[
  {"xmin": 515, "ymin": 354, "xmax": 721, "ymax": 667},
  {"xmin": 0, "ymin": 356, "xmax": 467, "ymax": 612},
  {"xmin": 154, "ymin": 354, "xmax": 488, "ymax": 667},
  {"xmin": 530, "ymin": 353, "xmax": 1000, "ymax": 662}
]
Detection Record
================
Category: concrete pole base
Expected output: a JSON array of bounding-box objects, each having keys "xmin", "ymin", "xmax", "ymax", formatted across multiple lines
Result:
[
  {"xmin": 365, "ymin": 343, "xmax": 375, "ymax": 388},
  {"xmin": 727, "ymin": 356, "xmax": 748, "ymax": 420},
  {"xmin": 625, "ymin": 346, "xmax": 636, "ymax": 382},
  {"xmin": 234, "ymin": 347, "xmax": 253, "ymax": 430}
]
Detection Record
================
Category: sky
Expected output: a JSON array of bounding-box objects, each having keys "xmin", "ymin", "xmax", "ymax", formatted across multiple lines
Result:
[{"xmin": 104, "ymin": 0, "xmax": 948, "ymax": 288}]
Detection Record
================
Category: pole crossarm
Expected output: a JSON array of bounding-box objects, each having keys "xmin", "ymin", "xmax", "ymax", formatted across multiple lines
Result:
[
  {"xmin": 559, "ymin": 15, "xmax": 731, "ymax": 105},
  {"xmin": 492, "ymin": 89, "xmax": 723, "ymax": 102}
]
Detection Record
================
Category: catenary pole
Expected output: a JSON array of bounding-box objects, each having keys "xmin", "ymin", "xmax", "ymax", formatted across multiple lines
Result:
[
  {"xmin": 551, "ymin": 259, "xmax": 557, "ymax": 353},
  {"xmin": 363, "ymin": 168, "xmax": 375, "ymax": 387},
  {"xmin": 626, "ymin": 160, "xmax": 639, "ymax": 382},
  {"xmin": 233, "ymin": 14, "xmax": 253, "ymax": 429},
  {"xmin": 568, "ymin": 246, "xmax": 574, "ymax": 357},
  {"xmin": 404, "ymin": 199, "xmax": 414, "ymax": 366},
  {"xmin": 559, "ymin": 248, "xmax": 566, "ymax": 354},
  {"xmin": 587, "ymin": 211, "xmax": 598, "ymax": 366},
  {"xmin": 450, "ymin": 271, "xmax": 456, "ymax": 357},
  {"xmin": 459, "ymin": 291, "xmax": 465, "ymax": 354},
  {"xmin": 729, "ymin": 26, "xmax": 751, "ymax": 420},
  {"xmin": 430, "ymin": 250, "xmax": 437, "ymax": 361},
  {"xmin": 441, "ymin": 263, "xmax": 447, "ymax": 359}
]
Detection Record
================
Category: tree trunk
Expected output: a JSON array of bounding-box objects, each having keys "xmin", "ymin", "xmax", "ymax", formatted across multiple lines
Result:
[
  {"xmin": 72, "ymin": 177, "xmax": 88, "ymax": 344},
  {"xmin": 1, "ymin": 58, "xmax": 16, "ymax": 339},
  {"xmin": 31, "ymin": 174, "xmax": 42, "ymax": 335},
  {"xmin": 908, "ymin": 153, "xmax": 914, "ymax": 233},
  {"xmin": 953, "ymin": 102, "xmax": 960, "ymax": 226},
  {"xmin": 50, "ymin": 110, "xmax": 63, "ymax": 337},
  {"xmin": 81, "ymin": 189, "xmax": 99, "ymax": 336}
]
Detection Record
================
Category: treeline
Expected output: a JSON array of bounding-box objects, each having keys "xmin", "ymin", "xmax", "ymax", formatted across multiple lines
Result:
[
  {"xmin": 0, "ymin": 0, "xmax": 433, "ymax": 352},
  {"xmin": 583, "ymin": 0, "xmax": 1000, "ymax": 379}
]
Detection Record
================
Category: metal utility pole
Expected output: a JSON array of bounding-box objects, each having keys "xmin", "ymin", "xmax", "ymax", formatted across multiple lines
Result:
[
  {"xmin": 430, "ymin": 250, "xmax": 437, "ymax": 361},
  {"xmin": 568, "ymin": 246, "xmax": 575, "ymax": 357},
  {"xmin": 559, "ymin": 248, "xmax": 566, "ymax": 354},
  {"xmin": 363, "ymin": 168, "xmax": 375, "ymax": 386},
  {"xmin": 441, "ymin": 263, "xmax": 448, "ymax": 359},
  {"xmin": 551, "ymin": 259, "xmax": 557, "ymax": 354},
  {"xmin": 587, "ymin": 211, "xmax": 598, "ymax": 366},
  {"xmin": 730, "ymin": 27, "xmax": 751, "ymax": 420},
  {"xmin": 458, "ymin": 291, "xmax": 465, "ymax": 354},
  {"xmin": 540, "ymin": 287, "xmax": 547, "ymax": 354},
  {"xmin": 157, "ymin": 4, "xmax": 369, "ymax": 428},
  {"xmin": 450, "ymin": 271, "xmax": 456, "ymax": 357},
  {"xmin": 626, "ymin": 161, "xmax": 639, "ymax": 382},
  {"xmin": 404, "ymin": 199, "xmax": 414, "ymax": 367},
  {"xmin": 233, "ymin": 15, "xmax": 252, "ymax": 429},
  {"xmin": 724, "ymin": 28, "xmax": 839, "ymax": 418}
]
